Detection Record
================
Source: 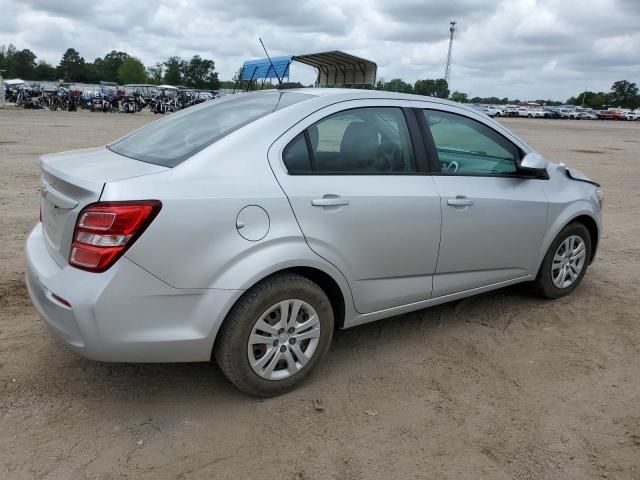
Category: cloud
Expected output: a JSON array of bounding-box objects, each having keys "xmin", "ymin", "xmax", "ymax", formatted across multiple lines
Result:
[{"xmin": 0, "ymin": 0, "xmax": 638, "ymax": 100}]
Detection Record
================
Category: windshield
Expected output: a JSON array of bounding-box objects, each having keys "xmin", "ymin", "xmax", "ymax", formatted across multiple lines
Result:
[{"xmin": 109, "ymin": 91, "xmax": 312, "ymax": 167}]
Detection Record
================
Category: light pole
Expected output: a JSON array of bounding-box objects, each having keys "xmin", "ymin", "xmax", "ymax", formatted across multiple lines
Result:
[{"xmin": 0, "ymin": 69, "xmax": 5, "ymax": 106}]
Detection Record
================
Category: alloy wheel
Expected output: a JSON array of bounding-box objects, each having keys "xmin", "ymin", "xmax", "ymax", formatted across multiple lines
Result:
[
  {"xmin": 248, "ymin": 299, "xmax": 321, "ymax": 381},
  {"xmin": 551, "ymin": 235, "xmax": 587, "ymax": 288}
]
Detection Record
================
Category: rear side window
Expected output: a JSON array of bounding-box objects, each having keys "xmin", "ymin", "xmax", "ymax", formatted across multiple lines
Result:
[
  {"xmin": 282, "ymin": 107, "xmax": 416, "ymax": 174},
  {"xmin": 283, "ymin": 133, "xmax": 311, "ymax": 173},
  {"xmin": 109, "ymin": 92, "xmax": 311, "ymax": 167}
]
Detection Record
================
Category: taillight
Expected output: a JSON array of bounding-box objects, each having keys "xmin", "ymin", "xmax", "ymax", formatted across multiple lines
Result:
[{"xmin": 69, "ymin": 201, "xmax": 161, "ymax": 272}]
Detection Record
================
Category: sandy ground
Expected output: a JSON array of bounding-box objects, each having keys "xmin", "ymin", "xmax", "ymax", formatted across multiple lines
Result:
[{"xmin": 0, "ymin": 108, "xmax": 639, "ymax": 480}]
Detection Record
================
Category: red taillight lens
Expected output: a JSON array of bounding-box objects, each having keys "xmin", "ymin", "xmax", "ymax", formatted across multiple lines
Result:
[{"xmin": 69, "ymin": 201, "xmax": 161, "ymax": 272}]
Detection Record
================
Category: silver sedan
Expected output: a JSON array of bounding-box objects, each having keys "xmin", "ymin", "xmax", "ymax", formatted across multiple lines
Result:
[{"xmin": 25, "ymin": 89, "xmax": 603, "ymax": 396}]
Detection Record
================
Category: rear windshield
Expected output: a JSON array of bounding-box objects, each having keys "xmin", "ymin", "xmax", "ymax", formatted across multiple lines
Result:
[{"xmin": 108, "ymin": 91, "xmax": 312, "ymax": 167}]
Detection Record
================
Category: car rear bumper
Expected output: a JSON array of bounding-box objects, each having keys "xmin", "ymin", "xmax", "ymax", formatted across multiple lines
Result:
[{"xmin": 25, "ymin": 224, "xmax": 242, "ymax": 362}]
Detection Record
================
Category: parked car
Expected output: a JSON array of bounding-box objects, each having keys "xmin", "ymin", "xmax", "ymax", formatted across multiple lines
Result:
[
  {"xmin": 544, "ymin": 109, "xmax": 562, "ymax": 119},
  {"xmin": 25, "ymin": 89, "xmax": 603, "ymax": 396},
  {"xmin": 554, "ymin": 108, "xmax": 573, "ymax": 119},
  {"xmin": 485, "ymin": 105, "xmax": 506, "ymax": 117},
  {"xmin": 625, "ymin": 111, "xmax": 640, "ymax": 121},
  {"xmin": 517, "ymin": 107, "xmax": 545, "ymax": 118},
  {"xmin": 597, "ymin": 110, "xmax": 625, "ymax": 120},
  {"xmin": 503, "ymin": 105, "xmax": 519, "ymax": 117},
  {"xmin": 579, "ymin": 111, "xmax": 599, "ymax": 120}
]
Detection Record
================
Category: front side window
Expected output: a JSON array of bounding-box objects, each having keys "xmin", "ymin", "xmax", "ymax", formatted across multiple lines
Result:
[
  {"xmin": 283, "ymin": 107, "xmax": 416, "ymax": 174},
  {"xmin": 424, "ymin": 110, "xmax": 520, "ymax": 175}
]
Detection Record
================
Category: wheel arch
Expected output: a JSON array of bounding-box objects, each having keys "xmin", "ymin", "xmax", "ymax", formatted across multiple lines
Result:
[
  {"xmin": 536, "ymin": 209, "xmax": 600, "ymax": 277},
  {"xmin": 286, "ymin": 266, "xmax": 346, "ymax": 329},
  {"xmin": 215, "ymin": 261, "xmax": 351, "ymax": 342},
  {"xmin": 571, "ymin": 214, "xmax": 599, "ymax": 264},
  {"xmin": 210, "ymin": 265, "xmax": 349, "ymax": 362}
]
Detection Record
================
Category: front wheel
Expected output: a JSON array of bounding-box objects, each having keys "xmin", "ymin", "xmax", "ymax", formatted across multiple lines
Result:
[
  {"xmin": 534, "ymin": 223, "xmax": 591, "ymax": 299},
  {"xmin": 214, "ymin": 273, "xmax": 334, "ymax": 396}
]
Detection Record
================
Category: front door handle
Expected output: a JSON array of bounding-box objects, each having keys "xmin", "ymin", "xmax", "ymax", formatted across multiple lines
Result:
[
  {"xmin": 447, "ymin": 197, "xmax": 474, "ymax": 207},
  {"xmin": 311, "ymin": 195, "xmax": 350, "ymax": 207}
]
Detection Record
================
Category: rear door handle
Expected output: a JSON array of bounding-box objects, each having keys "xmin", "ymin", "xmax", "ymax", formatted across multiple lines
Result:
[
  {"xmin": 311, "ymin": 196, "xmax": 350, "ymax": 207},
  {"xmin": 447, "ymin": 197, "xmax": 474, "ymax": 207}
]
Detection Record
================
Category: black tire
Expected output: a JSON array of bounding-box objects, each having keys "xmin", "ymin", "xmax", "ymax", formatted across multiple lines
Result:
[
  {"xmin": 534, "ymin": 222, "xmax": 591, "ymax": 299},
  {"xmin": 214, "ymin": 273, "xmax": 334, "ymax": 397}
]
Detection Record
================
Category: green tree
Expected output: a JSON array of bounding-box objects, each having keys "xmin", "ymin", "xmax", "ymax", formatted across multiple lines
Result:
[
  {"xmin": 413, "ymin": 78, "xmax": 449, "ymax": 98},
  {"xmin": 566, "ymin": 91, "xmax": 611, "ymax": 109},
  {"xmin": 117, "ymin": 57, "xmax": 146, "ymax": 84},
  {"xmin": 0, "ymin": 44, "xmax": 17, "ymax": 77},
  {"xmin": 163, "ymin": 56, "xmax": 186, "ymax": 85},
  {"xmin": 530, "ymin": 99, "xmax": 561, "ymax": 106},
  {"xmin": 94, "ymin": 50, "xmax": 130, "ymax": 81},
  {"xmin": 382, "ymin": 78, "xmax": 413, "ymax": 94},
  {"xmin": 57, "ymin": 48, "xmax": 86, "ymax": 81},
  {"xmin": 82, "ymin": 62, "xmax": 100, "ymax": 83},
  {"xmin": 34, "ymin": 60, "xmax": 57, "ymax": 80},
  {"xmin": 147, "ymin": 62, "xmax": 164, "ymax": 84},
  {"xmin": 11, "ymin": 48, "xmax": 37, "ymax": 79},
  {"xmin": 450, "ymin": 91, "xmax": 468, "ymax": 103},
  {"xmin": 183, "ymin": 55, "xmax": 219, "ymax": 89},
  {"xmin": 483, "ymin": 96, "xmax": 501, "ymax": 105},
  {"xmin": 609, "ymin": 80, "xmax": 639, "ymax": 108}
]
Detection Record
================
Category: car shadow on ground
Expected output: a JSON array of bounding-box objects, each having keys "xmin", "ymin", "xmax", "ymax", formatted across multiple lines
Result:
[{"xmin": 33, "ymin": 283, "xmax": 550, "ymax": 403}]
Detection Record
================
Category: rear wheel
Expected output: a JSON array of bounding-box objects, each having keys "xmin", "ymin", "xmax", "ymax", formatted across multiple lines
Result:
[
  {"xmin": 214, "ymin": 273, "xmax": 334, "ymax": 397},
  {"xmin": 534, "ymin": 223, "xmax": 591, "ymax": 299}
]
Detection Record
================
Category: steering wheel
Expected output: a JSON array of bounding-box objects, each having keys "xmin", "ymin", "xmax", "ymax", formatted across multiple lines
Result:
[
  {"xmin": 444, "ymin": 160, "xmax": 459, "ymax": 173},
  {"xmin": 374, "ymin": 142, "xmax": 402, "ymax": 171}
]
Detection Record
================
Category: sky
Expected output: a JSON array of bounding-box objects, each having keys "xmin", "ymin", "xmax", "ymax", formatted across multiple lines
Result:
[{"xmin": 1, "ymin": 0, "xmax": 639, "ymax": 100}]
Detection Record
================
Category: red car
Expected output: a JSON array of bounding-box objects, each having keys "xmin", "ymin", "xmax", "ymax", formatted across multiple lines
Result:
[{"xmin": 597, "ymin": 110, "xmax": 625, "ymax": 120}]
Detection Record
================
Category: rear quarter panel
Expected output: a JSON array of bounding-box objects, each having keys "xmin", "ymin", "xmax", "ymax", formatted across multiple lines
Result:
[{"xmin": 100, "ymin": 106, "xmax": 355, "ymax": 311}]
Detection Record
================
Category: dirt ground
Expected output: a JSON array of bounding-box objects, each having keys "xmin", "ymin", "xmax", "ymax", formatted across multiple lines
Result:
[{"xmin": 0, "ymin": 108, "xmax": 639, "ymax": 480}]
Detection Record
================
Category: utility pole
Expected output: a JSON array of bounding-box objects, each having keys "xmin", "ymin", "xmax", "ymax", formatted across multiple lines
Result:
[{"xmin": 444, "ymin": 21, "xmax": 456, "ymax": 87}]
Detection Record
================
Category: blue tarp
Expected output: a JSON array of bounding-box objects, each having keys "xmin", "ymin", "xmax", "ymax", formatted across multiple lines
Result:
[{"xmin": 242, "ymin": 56, "xmax": 293, "ymax": 81}]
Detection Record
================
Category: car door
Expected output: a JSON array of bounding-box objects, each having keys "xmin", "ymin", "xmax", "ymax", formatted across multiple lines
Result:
[
  {"xmin": 268, "ymin": 100, "xmax": 441, "ymax": 314},
  {"xmin": 416, "ymin": 106, "xmax": 549, "ymax": 297}
]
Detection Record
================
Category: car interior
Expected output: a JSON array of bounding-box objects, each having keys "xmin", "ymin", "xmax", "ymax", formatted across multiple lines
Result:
[
  {"xmin": 424, "ymin": 110, "xmax": 521, "ymax": 175},
  {"xmin": 283, "ymin": 108, "xmax": 415, "ymax": 173}
]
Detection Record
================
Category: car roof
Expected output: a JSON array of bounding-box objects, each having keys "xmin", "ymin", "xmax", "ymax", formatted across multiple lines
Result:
[
  {"xmin": 270, "ymin": 87, "xmax": 480, "ymax": 116},
  {"xmin": 283, "ymin": 87, "xmax": 455, "ymax": 103}
]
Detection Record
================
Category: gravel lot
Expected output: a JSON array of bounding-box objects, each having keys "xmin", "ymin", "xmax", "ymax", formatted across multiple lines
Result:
[{"xmin": 0, "ymin": 108, "xmax": 639, "ymax": 480}]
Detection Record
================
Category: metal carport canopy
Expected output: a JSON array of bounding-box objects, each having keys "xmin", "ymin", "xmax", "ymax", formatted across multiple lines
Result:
[
  {"xmin": 242, "ymin": 56, "xmax": 292, "ymax": 81},
  {"xmin": 292, "ymin": 51, "xmax": 377, "ymax": 87}
]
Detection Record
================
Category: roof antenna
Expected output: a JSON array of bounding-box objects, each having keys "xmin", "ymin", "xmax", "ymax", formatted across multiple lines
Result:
[{"xmin": 259, "ymin": 37, "xmax": 282, "ymax": 85}]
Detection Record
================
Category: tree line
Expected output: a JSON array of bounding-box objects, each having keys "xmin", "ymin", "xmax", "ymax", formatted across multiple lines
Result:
[
  {"xmin": 566, "ymin": 81, "xmax": 639, "ymax": 110},
  {"xmin": 375, "ymin": 77, "xmax": 639, "ymax": 109},
  {"xmin": 0, "ymin": 44, "xmax": 220, "ymax": 90},
  {"xmin": 2, "ymin": 44, "xmax": 638, "ymax": 107}
]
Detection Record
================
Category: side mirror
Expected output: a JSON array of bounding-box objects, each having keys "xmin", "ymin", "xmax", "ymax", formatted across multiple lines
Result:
[{"xmin": 519, "ymin": 152, "xmax": 547, "ymax": 174}]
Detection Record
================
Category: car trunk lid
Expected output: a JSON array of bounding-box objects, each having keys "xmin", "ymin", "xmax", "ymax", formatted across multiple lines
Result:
[{"xmin": 40, "ymin": 147, "xmax": 167, "ymax": 267}]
